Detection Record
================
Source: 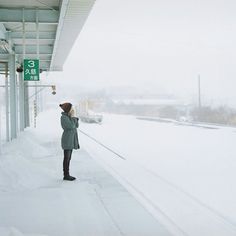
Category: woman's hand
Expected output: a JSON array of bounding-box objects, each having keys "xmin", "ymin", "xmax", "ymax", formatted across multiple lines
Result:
[{"xmin": 69, "ymin": 108, "xmax": 76, "ymax": 117}]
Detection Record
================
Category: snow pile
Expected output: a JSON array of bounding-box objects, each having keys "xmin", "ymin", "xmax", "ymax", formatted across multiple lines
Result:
[{"xmin": 0, "ymin": 109, "xmax": 61, "ymax": 192}]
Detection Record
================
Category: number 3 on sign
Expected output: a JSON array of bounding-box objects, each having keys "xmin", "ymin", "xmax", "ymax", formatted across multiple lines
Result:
[{"xmin": 28, "ymin": 60, "xmax": 35, "ymax": 68}]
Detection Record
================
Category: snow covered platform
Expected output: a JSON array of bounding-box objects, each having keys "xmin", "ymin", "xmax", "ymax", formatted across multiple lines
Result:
[
  {"xmin": 2, "ymin": 109, "xmax": 236, "ymax": 235},
  {"xmin": 0, "ymin": 122, "xmax": 170, "ymax": 236}
]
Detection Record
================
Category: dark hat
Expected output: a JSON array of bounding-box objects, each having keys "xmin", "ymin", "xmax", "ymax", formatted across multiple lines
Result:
[{"xmin": 59, "ymin": 103, "xmax": 72, "ymax": 113}]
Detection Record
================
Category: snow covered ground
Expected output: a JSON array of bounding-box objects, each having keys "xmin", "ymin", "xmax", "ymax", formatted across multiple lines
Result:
[
  {"xmin": 80, "ymin": 113, "xmax": 236, "ymax": 235},
  {"xmin": 1, "ymin": 108, "xmax": 236, "ymax": 236},
  {"xmin": 0, "ymin": 109, "xmax": 170, "ymax": 236}
]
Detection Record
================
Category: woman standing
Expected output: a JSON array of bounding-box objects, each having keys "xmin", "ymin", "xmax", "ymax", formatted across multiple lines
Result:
[{"xmin": 59, "ymin": 102, "xmax": 80, "ymax": 181}]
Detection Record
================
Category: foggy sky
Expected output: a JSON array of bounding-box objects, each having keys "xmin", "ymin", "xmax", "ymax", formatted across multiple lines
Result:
[{"xmin": 48, "ymin": 0, "xmax": 236, "ymax": 107}]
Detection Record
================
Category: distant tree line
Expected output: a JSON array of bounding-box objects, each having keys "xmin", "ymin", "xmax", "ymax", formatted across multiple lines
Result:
[
  {"xmin": 95, "ymin": 99, "xmax": 236, "ymax": 126},
  {"xmin": 190, "ymin": 106, "xmax": 236, "ymax": 125}
]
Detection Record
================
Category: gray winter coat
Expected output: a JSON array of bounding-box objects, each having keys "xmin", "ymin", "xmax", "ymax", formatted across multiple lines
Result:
[{"xmin": 60, "ymin": 112, "xmax": 80, "ymax": 150}]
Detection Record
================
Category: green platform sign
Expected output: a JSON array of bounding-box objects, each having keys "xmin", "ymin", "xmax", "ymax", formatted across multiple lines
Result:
[{"xmin": 24, "ymin": 59, "xmax": 40, "ymax": 81}]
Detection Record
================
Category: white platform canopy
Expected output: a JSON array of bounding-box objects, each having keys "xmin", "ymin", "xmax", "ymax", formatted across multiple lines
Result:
[
  {"xmin": 0, "ymin": 0, "xmax": 95, "ymax": 141},
  {"xmin": 0, "ymin": 0, "xmax": 96, "ymax": 72}
]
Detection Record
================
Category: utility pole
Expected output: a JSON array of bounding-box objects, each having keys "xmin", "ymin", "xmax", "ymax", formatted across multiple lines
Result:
[{"xmin": 198, "ymin": 74, "xmax": 201, "ymax": 108}]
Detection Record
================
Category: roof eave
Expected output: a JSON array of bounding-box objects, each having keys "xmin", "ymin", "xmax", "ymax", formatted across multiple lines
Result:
[{"xmin": 49, "ymin": 0, "xmax": 96, "ymax": 72}]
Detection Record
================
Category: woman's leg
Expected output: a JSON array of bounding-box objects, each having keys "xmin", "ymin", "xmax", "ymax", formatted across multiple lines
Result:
[
  {"xmin": 63, "ymin": 150, "xmax": 70, "ymax": 177},
  {"xmin": 63, "ymin": 150, "xmax": 76, "ymax": 181},
  {"xmin": 68, "ymin": 149, "xmax": 73, "ymax": 164},
  {"xmin": 67, "ymin": 150, "xmax": 73, "ymax": 175}
]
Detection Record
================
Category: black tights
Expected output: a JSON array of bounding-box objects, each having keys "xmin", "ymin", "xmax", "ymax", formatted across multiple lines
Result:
[{"xmin": 63, "ymin": 150, "xmax": 73, "ymax": 176}]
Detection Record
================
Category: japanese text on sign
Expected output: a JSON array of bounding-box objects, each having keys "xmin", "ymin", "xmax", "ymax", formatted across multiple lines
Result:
[{"xmin": 24, "ymin": 59, "xmax": 40, "ymax": 81}]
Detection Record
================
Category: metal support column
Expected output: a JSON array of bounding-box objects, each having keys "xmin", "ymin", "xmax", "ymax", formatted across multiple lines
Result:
[
  {"xmin": 34, "ymin": 8, "xmax": 39, "ymax": 127},
  {"xmin": 22, "ymin": 8, "xmax": 30, "ymax": 128},
  {"xmin": 9, "ymin": 54, "xmax": 17, "ymax": 139},
  {"xmin": 5, "ymin": 63, "xmax": 9, "ymax": 141},
  {"xmin": 24, "ymin": 82, "xmax": 30, "ymax": 128},
  {"xmin": 19, "ymin": 73, "xmax": 25, "ymax": 131},
  {"xmin": 16, "ymin": 73, "xmax": 19, "ymax": 132}
]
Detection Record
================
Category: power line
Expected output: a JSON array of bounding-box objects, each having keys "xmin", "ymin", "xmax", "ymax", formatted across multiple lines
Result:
[{"xmin": 79, "ymin": 129, "xmax": 126, "ymax": 160}]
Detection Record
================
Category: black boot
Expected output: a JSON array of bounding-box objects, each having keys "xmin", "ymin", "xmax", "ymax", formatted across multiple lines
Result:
[{"xmin": 63, "ymin": 175, "xmax": 76, "ymax": 181}]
